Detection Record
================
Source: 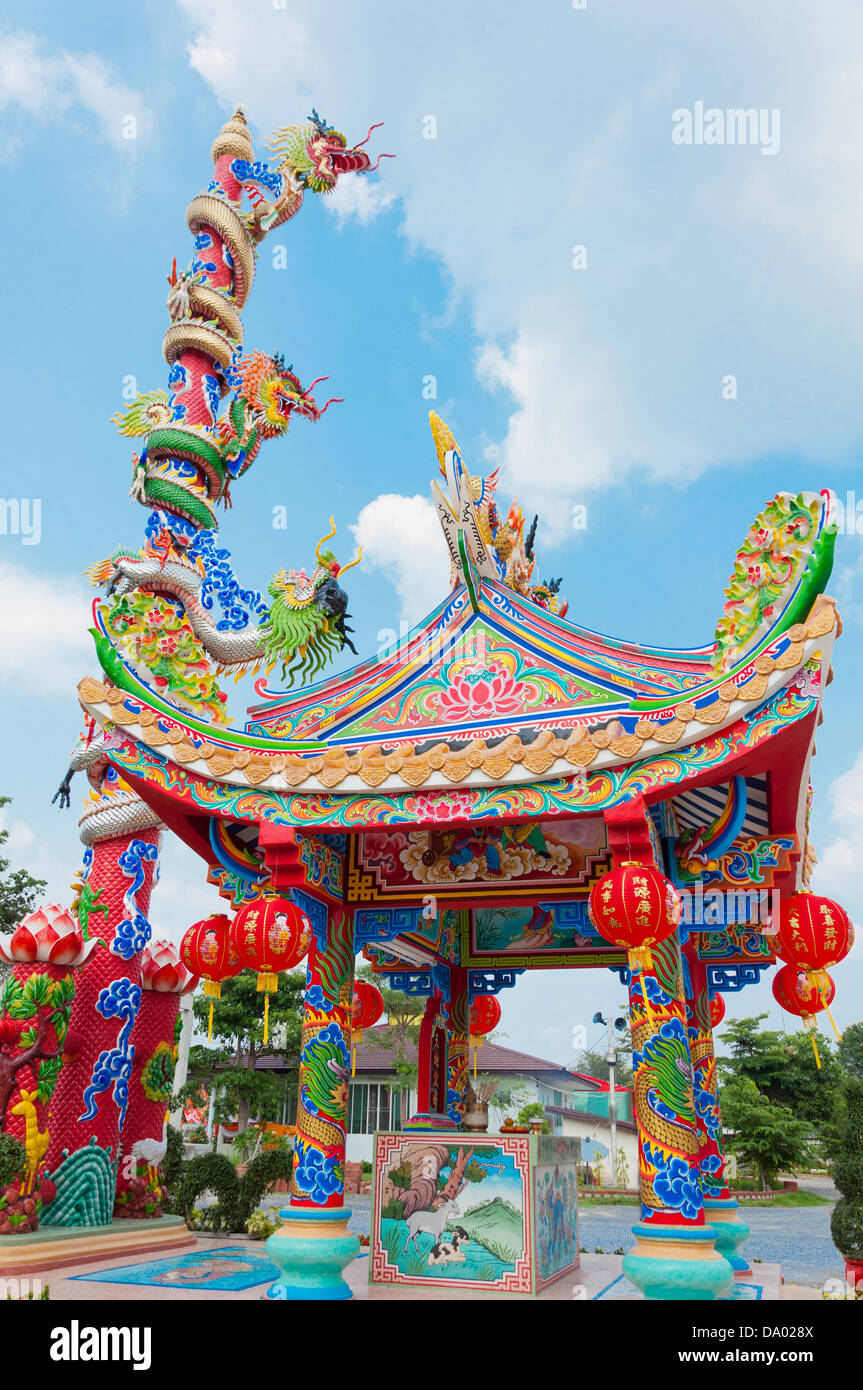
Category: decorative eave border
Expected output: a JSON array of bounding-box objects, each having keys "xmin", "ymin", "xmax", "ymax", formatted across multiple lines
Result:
[
  {"xmin": 96, "ymin": 672, "xmax": 820, "ymax": 832},
  {"xmin": 77, "ymin": 598, "xmax": 837, "ymax": 798}
]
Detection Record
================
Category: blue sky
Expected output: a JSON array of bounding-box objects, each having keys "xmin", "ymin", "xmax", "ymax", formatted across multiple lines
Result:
[{"xmin": 1, "ymin": 0, "xmax": 862, "ymax": 1062}]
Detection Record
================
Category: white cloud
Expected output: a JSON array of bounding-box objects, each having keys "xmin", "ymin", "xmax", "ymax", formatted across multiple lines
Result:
[
  {"xmin": 0, "ymin": 562, "xmax": 92, "ymax": 696},
  {"xmin": 351, "ymin": 493, "xmax": 448, "ymax": 627},
  {"xmin": 175, "ymin": 0, "xmax": 863, "ymax": 538},
  {"xmin": 148, "ymin": 834, "xmax": 226, "ymax": 947},
  {"xmin": 0, "ymin": 30, "xmax": 151, "ymax": 159},
  {"xmin": 324, "ymin": 175, "xmax": 396, "ymax": 226},
  {"xmin": 813, "ymin": 745, "xmax": 863, "ymax": 937}
]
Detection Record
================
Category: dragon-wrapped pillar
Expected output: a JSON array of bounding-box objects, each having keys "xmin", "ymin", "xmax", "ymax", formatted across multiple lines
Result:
[
  {"xmin": 605, "ymin": 800, "xmax": 733, "ymax": 1300},
  {"xmin": 266, "ymin": 903, "xmax": 360, "ymax": 1300},
  {"xmin": 682, "ymin": 941, "xmax": 750, "ymax": 1273}
]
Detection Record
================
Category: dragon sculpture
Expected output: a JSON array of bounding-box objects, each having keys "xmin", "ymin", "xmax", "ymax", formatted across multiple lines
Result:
[{"xmin": 82, "ymin": 108, "xmax": 388, "ymax": 716}]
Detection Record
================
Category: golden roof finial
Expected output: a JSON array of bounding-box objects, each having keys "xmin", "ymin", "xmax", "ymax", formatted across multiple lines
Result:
[{"xmin": 429, "ymin": 411, "xmax": 459, "ymax": 477}]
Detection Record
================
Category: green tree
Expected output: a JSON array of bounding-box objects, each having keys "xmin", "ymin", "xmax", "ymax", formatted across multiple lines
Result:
[
  {"xmin": 0, "ymin": 796, "xmax": 46, "ymax": 941},
  {"xmin": 719, "ymin": 1076, "xmax": 813, "ymax": 1189},
  {"xmin": 838, "ymin": 1022, "xmax": 863, "ymax": 1083},
  {"xmin": 178, "ymin": 968, "xmax": 305, "ymax": 1134},
  {"xmin": 717, "ymin": 1012, "xmax": 844, "ymax": 1158},
  {"xmin": 355, "ymin": 965, "xmax": 423, "ymax": 1117},
  {"xmin": 573, "ymin": 1045, "xmax": 634, "ymax": 1089}
]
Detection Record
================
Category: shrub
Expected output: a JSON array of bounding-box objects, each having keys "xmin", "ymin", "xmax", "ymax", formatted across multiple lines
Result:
[
  {"xmin": 246, "ymin": 1209, "xmax": 278, "ymax": 1240},
  {"xmin": 831, "ymin": 1079, "xmax": 863, "ymax": 1264},
  {"xmin": 0, "ymin": 1133, "xmax": 26, "ymax": 1188},
  {"xmin": 167, "ymin": 1146, "xmax": 294, "ymax": 1232}
]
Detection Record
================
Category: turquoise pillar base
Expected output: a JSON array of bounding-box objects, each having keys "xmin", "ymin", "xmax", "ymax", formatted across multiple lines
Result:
[
  {"xmin": 622, "ymin": 1222, "xmax": 735, "ymax": 1301},
  {"xmin": 265, "ymin": 1206, "xmax": 359, "ymax": 1301},
  {"xmin": 703, "ymin": 1197, "xmax": 751, "ymax": 1273}
]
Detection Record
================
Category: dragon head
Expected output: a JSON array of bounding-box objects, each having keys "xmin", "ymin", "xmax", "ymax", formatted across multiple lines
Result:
[
  {"xmin": 234, "ymin": 349, "xmax": 342, "ymax": 436},
  {"xmin": 267, "ymin": 112, "xmax": 394, "ymax": 196}
]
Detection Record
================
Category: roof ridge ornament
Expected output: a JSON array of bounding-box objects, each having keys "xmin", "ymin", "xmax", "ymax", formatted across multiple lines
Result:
[{"xmin": 427, "ymin": 411, "xmax": 568, "ymax": 619}]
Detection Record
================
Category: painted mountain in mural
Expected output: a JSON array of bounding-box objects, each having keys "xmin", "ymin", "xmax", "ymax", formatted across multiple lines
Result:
[{"xmin": 454, "ymin": 1197, "xmax": 524, "ymax": 1261}]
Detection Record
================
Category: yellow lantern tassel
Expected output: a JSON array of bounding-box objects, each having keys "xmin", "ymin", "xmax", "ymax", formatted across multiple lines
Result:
[
  {"xmin": 809, "ymin": 973, "xmax": 842, "ymax": 1042},
  {"xmin": 822, "ymin": 1002, "xmax": 842, "ymax": 1043},
  {"xmin": 263, "ymin": 990, "xmax": 270, "ymax": 1045},
  {"xmin": 810, "ymin": 1030, "xmax": 821, "ymax": 1070},
  {"xmin": 203, "ymin": 978, "xmax": 222, "ymax": 1043},
  {"xmin": 629, "ymin": 954, "xmax": 656, "ymax": 1031}
]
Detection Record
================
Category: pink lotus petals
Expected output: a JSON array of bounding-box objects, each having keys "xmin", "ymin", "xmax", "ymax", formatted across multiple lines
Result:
[
  {"xmin": 0, "ymin": 903, "xmax": 99, "ymax": 968},
  {"xmin": 141, "ymin": 938, "xmax": 199, "ymax": 993},
  {"xmin": 437, "ymin": 664, "xmax": 527, "ymax": 722}
]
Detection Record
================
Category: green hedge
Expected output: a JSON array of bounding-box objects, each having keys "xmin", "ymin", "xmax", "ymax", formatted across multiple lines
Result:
[{"xmin": 166, "ymin": 1146, "xmax": 294, "ymax": 1232}]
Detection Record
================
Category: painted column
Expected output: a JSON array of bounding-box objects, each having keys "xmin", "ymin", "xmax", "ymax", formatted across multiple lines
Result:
[
  {"xmin": 606, "ymin": 798, "xmax": 733, "ymax": 1300},
  {"xmin": 445, "ymin": 966, "xmax": 469, "ymax": 1127},
  {"xmin": 266, "ymin": 906, "xmax": 360, "ymax": 1299},
  {"xmin": 683, "ymin": 942, "xmax": 750, "ymax": 1272},
  {"xmin": 404, "ymin": 990, "xmax": 457, "ymax": 1130},
  {"xmin": 42, "ymin": 827, "xmax": 160, "ymax": 1227}
]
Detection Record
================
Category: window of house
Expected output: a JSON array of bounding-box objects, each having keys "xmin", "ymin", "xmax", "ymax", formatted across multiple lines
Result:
[{"xmin": 348, "ymin": 1083, "xmax": 401, "ymax": 1134}]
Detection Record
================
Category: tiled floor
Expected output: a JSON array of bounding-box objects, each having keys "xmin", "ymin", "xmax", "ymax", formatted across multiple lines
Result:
[{"xmin": 30, "ymin": 1238, "xmax": 792, "ymax": 1301}]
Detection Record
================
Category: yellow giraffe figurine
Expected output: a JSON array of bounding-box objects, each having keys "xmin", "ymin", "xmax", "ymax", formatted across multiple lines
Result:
[{"xmin": 10, "ymin": 1089, "xmax": 50, "ymax": 1195}]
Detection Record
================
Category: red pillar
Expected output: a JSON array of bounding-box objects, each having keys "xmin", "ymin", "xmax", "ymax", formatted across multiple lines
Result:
[{"xmin": 43, "ymin": 829, "xmax": 160, "ymax": 1223}]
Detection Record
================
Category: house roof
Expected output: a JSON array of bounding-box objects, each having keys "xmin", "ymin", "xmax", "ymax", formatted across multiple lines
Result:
[{"xmin": 255, "ymin": 1027, "xmax": 632, "ymax": 1087}]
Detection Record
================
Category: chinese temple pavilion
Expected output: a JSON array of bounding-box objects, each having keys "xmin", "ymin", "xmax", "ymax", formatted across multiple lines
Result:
[{"xmin": 1, "ymin": 107, "xmax": 848, "ymax": 1301}]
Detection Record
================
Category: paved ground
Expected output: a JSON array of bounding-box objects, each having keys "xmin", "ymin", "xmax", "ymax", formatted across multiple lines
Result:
[
  {"xmin": 578, "ymin": 1200, "xmax": 841, "ymax": 1289},
  {"xmin": 25, "ymin": 1189, "xmax": 837, "ymax": 1300},
  {"xmin": 23, "ymin": 1241, "xmax": 791, "ymax": 1302}
]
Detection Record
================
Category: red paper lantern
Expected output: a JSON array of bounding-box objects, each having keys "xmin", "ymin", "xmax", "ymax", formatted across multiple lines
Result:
[
  {"xmin": 588, "ymin": 862, "xmax": 682, "ymax": 973},
  {"xmin": 350, "ymin": 980, "xmax": 384, "ymax": 1075},
  {"xmin": 775, "ymin": 892, "xmax": 853, "ymax": 978},
  {"xmin": 773, "ymin": 963, "xmax": 836, "ymax": 1069},
  {"xmin": 709, "ymin": 994, "xmax": 726, "ymax": 1028},
  {"xmin": 773, "ymin": 962, "xmax": 834, "ymax": 1017},
  {"xmin": 469, "ymin": 995, "xmax": 502, "ymax": 1037},
  {"xmin": 230, "ymin": 897, "xmax": 312, "ymax": 1042},
  {"xmin": 180, "ymin": 913, "xmax": 240, "ymax": 1039},
  {"xmin": 352, "ymin": 980, "xmax": 384, "ymax": 1034},
  {"xmin": 468, "ymin": 994, "xmax": 502, "ymax": 1077}
]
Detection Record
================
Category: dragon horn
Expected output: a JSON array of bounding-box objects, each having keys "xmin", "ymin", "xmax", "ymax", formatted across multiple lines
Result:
[
  {"xmin": 315, "ymin": 517, "xmax": 338, "ymax": 562},
  {"xmin": 338, "ymin": 546, "xmax": 363, "ymax": 577},
  {"xmin": 354, "ymin": 121, "xmax": 384, "ymax": 149},
  {"xmin": 317, "ymin": 396, "xmax": 344, "ymax": 416}
]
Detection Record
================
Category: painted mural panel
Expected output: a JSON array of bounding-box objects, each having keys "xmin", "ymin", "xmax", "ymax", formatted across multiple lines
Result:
[
  {"xmin": 370, "ymin": 1134, "xmax": 532, "ymax": 1293},
  {"xmin": 352, "ymin": 818, "xmax": 610, "ymax": 902},
  {"xmin": 471, "ymin": 904, "xmax": 611, "ymax": 957},
  {"xmin": 534, "ymin": 1138, "xmax": 580, "ymax": 1289}
]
